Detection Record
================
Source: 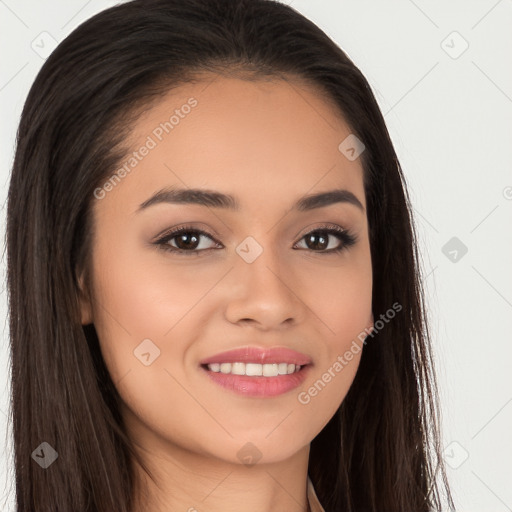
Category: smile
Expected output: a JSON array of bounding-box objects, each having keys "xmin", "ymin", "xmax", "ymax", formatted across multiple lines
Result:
[
  {"xmin": 199, "ymin": 346, "xmax": 312, "ymax": 397},
  {"xmin": 206, "ymin": 362, "xmax": 302, "ymax": 376}
]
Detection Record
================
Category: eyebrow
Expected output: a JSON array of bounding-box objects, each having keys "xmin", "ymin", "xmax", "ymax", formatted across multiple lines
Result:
[{"xmin": 137, "ymin": 186, "xmax": 365, "ymax": 213}]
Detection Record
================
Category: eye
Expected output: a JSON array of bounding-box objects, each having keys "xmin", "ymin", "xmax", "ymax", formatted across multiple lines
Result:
[
  {"xmin": 154, "ymin": 223, "xmax": 357, "ymax": 256},
  {"xmin": 293, "ymin": 223, "xmax": 357, "ymax": 254},
  {"xmin": 154, "ymin": 224, "xmax": 220, "ymax": 256}
]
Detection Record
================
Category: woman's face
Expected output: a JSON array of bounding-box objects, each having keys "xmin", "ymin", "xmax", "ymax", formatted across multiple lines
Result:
[{"xmin": 80, "ymin": 74, "xmax": 374, "ymax": 466}]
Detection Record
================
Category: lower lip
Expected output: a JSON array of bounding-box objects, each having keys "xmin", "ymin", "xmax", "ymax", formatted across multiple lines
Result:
[{"xmin": 201, "ymin": 365, "xmax": 311, "ymax": 397}]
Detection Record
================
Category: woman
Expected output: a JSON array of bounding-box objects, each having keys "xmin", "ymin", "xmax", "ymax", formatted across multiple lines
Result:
[{"xmin": 6, "ymin": 0, "xmax": 455, "ymax": 510}]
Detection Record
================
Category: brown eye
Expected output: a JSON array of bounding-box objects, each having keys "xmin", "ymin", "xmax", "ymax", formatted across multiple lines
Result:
[
  {"xmin": 294, "ymin": 225, "xmax": 357, "ymax": 254},
  {"xmin": 303, "ymin": 231, "xmax": 331, "ymax": 251},
  {"xmin": 173, "ymin": 231, "xmax": 201, "ymax": 250},
  {"xmin": 155, "ymin": 226, "xmax": 220, "ymax": 256}
]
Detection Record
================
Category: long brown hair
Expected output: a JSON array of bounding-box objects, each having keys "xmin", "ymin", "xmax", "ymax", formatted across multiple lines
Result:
[{"xmin": 6, "ymin": 0, "xmax": 454, "ymax": 510}]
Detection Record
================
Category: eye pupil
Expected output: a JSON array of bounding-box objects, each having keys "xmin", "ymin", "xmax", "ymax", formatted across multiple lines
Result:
[
  {"xmin": 176, "ymin": 233, "xmax": 199, "ymax": 250},
  {"xmin": 305, "ymin": 232, "xmax": 328, "ymax": 251}
]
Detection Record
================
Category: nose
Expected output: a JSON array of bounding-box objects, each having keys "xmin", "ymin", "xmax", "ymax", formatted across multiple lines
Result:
[{"xmin": 224, "ymin": 244, "xmax": 306, "ymax": 331}]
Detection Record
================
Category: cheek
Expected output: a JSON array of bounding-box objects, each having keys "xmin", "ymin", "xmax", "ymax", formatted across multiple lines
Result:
[
  {"xmin": 294, "ymin": 257, "xmax": 371, "ymax": 424},
  {"xmin": 302, "ymin": 251, "xmax": 373, "ymax": 341},
  {"xmin": 88, "ymin": 248, "xmax": 206, "ymax": 449},
  {"xmin": 88, "ymin": 241, "xmax": 223, "ymax": 413},
  {"xmin": 294, "ymin": 265, "xmax": 370, "ymax": 429},
  {"xmin": 90, "ymin": 243, "xmax": 209, "ymax": 343}
]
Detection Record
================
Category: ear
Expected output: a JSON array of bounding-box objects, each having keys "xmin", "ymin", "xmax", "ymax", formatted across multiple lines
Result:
[{"xmin": 77, "ymin": 272, "xmax": 93, "ymax": 326}]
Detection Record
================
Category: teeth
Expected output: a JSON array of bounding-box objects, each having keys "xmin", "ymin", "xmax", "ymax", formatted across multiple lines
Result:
[
  {"xmin": 220, "ymin": 363, "xmax": 231, "ymax": 374},
  {"xmin": 207, "ymin": 362, "xmax": 302, "ymax": 376},
  {"xmin": 246, "ymin": 363, "xmax": 263, "ymax": 376},
  {"xmin": 278, "ymin": 362, "xmax": 288, "ymax": 375},
  {"xmin": 263, "ymin": 363, "xmax": 278, "ymax": 377},
  {"xmin": 231, "ymin": 362, "xmax": 245, "ymax": 375}
]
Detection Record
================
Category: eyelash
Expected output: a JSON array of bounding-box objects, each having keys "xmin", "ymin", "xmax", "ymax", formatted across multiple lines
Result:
[{"xmin": 154, "ymin": 223, "xmax": 357, "ymax": 257}]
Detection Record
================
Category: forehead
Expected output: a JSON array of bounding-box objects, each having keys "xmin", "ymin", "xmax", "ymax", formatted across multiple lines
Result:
[{"xmin": 98, "ymin": 74, "xmax": 366, "ymax": 215}]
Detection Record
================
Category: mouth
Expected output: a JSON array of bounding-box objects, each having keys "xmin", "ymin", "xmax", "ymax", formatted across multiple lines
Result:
[{"xmin": 199, "ymin": 346, "xmax": 312, "ymax": 397}]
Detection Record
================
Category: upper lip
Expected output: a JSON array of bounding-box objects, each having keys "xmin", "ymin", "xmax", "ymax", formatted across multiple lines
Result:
[{"xmin": 199, "ymin": 346, "xmax": 312, "ymax": 366}]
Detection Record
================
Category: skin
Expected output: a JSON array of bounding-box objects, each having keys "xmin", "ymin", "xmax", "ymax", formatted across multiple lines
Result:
[{"xmin": 80, "ymin": 74, "xmax": 374, "ymax": 512}]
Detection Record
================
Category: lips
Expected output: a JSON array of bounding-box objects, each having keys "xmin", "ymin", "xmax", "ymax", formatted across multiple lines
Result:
[
  {"xmin": 199, "ymin": 346, "xmax": 312, "ymax": 366},
  {"xmin": 199, "ymin": 346, "xmax": 312, "ymax": 397}
]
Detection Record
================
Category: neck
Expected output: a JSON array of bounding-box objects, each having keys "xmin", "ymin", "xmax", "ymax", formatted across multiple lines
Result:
[{"xmin": 130, "ymin": 438, "xmax": 311, "ymax": 512}]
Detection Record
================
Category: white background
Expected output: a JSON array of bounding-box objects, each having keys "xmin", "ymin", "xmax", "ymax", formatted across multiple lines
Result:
[{"xmin": 1, "ymin": 1, "xmax": 511, "ymax": 510}]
